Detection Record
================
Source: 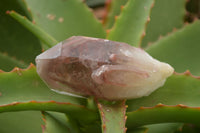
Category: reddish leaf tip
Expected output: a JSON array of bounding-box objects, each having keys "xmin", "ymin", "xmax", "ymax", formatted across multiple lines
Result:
[
  {"xmin": 124, "ymin": 127, "xmax": 127, "ymax": 133},
  {"xmin": 105, "ymin": 0, "xmax": 112, "ymax": 5},
  {"xmin": 41, "ymin": 125, "xmax": 46, "ymax": 133},
  {"xmin": 41, "ymin": 111, "xmax": 47, "ymax": 132},
  {"xmin": 139, "ymin": 106, "xmax": 145, "ymax": 110},
  {"xmin": 102, "ymin": 124, "xmax": 106, "ymax": 129},
  {"xmin": 125, "ymin": 116, "xmax": 127, "ymax": 120},
  {"xmin": 155, "ymin": 103, "xmax": 165, "ymax": 107},
  {"xmin": 147, "ymin": 16, "xmax": 150, "ymax": 22},
  {"xmin": 177, "ymin": 104, "xmax": 188, "ymax": 108},
  {"xmin": 6, "ymin": 10, "xmax": 15, "ymax": 14},
  {"xmin": 106, "ymin": 29, "xmax": 110, "ymax": 36},
  {"xmin": 23, "ymin": 16, "xmax": 27, "ymax": 19},
  {"xmin": 193, "ymin": 17, "xmax": 199, "ymax": 21},
  {"xmin": 151, "ymin": 2, "xmax": 155, "ymax": 8},
  {"xmin": 173, "ymin": 28, "xmax": 177, "ymax": 32},
  {"xmin": 114, "ymin": 15, "xmax": 118, "ymax": 21},
  {"xmin": 142, "ymin": 31, "xmax": 146, "ymax": 37},
  {"xmin": 159, "ymin": 35, "xmax": 163, "ymax": 39},
  {"xmin": 27, "ymin": 7, "xmax": 31, "ymax": 12},
  {"xmin": 32, "ymin": 20, "xmax": 36, "ymax": 24},
  {"xmin": 184, "ymin": 22, "xmax": 189, "ymax": 26},
  {"xmin": 120, "ymin": 5, "xmax": 124, "ymax": 10},
  {"xmin": 6, "ymin": 10, "xmax": 11, "ymax": 14}
]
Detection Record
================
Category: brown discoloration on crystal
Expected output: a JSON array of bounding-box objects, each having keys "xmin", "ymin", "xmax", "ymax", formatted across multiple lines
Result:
[{"xmin": 36, "ymin": 36, "xmax": 173, "ymax": 100}]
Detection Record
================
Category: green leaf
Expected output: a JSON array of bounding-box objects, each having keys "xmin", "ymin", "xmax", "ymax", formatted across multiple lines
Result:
[
  {"xmin": 42, "ymin": 111, "xmax": 101, "ymax": 133},
  {"xmin": 80, "ymin": 121, "xmax": 101, "ymax": 133},
  {"xmin": 0, "ymin": 101, "xmax": 98, "ymax": 122},
  {"xmin": 25, "ymin": 0, "xmax": 106, "ymax": 41},
  {"xmin": 127, "ymin": 124, "xmax": 182, "ymax": 133},
  {"xmin": 0, "ymin": 65, "xmax": 99, "ymax": 123},
  {"xmin": 0, "ymin": 52, "xmax": 27, "ymax": 71},
  {"xmin": 97, "ymin": 100, "xmax": 127, "ymax": 133},
  {"xmin": 175, "ymin": 124, "xmax": 200, "ymax": 133},
  {"xmin": 146, "ymin": 21, "xmax": 200, "ymax": 75},
  {"xmin": 0, "ymin": 111, "xmax": 43, "ymax": 133},
  {"xmin": 185, "ymin": 0, "xmax": 200, "ymax": 22},
  {"xmin": 0, "ymin": 0, "xmax": 41, "ymax": 71},
  {"xmin": 0, "ymin": 65, "xmax": 84, "ymax": 105},
  {"xmin": 127, "ymin": 104, "xmax": 200, "ymax": 128},
  {"xmin": 141, "ymin": 0, "xmax": 185, "ymax": 47},
  {"xmin": 103, "ymin": 0, "xmax": 128, "ymax": 29},
  {"xmin": 126, "ymin": 73, "xmax": 200, "ymax": 128},
  {"xmin": 86, "ymin": 0, "xmax": 105, "ymax": 7},
  {"xmin": 127, "ymin": 74, "xmax": 200, "ymax": 111},
  {"xmin": 42, "ymin": 112, "xmax": 80, "ymax": 133},
  {"xmin": 145, "ymin": 123, "xmax": 183, "ymax": 133},
  {"xmin": 8, "ymin": 11, "xmax": 58, "ymax": 48},
  {"xmin": 127, "ymin": 127, "xmax": 148, "ymax": 133},
  {"xmin": 107, "ymin": 0, "xmax": 154, "ymax": 47}
]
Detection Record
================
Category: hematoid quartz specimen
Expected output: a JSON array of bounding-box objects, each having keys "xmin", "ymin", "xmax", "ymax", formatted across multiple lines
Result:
[{"xmin": 36, "ymin": 36, "xmax": 174, "ymax": 100}]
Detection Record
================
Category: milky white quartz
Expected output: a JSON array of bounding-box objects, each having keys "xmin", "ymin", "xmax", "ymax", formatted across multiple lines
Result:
[{"xmin": 36, "ymin": 36, "xmax": 174, "ymax": 100}]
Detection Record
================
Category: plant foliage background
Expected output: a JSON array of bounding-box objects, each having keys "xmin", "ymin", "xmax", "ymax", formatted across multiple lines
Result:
[{"xmin": 1, "ymin": 0, "xmax": 200, "ymax": 132}]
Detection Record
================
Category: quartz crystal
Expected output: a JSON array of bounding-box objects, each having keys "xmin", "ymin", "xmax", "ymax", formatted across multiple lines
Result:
[{"xmin": 36, "ymin": 36, "xmax": 174, "ymax": 100}]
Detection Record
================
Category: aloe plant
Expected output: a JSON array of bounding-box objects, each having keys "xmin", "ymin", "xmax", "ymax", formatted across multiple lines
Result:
[{"xmin": 1, "ymin": 0, "xmax": 200, "ymax": 132}]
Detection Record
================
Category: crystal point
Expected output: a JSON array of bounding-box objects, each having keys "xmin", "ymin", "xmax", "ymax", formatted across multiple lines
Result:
[{"xmin": 36, "ymin": 36, "xmax": 174, "ymax": 100}]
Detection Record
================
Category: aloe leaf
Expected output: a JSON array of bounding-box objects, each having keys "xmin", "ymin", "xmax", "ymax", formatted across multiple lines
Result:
[
  {"xmin": 175, "ymin": 124, "xmax": 200, "ymax": 133},
  {"xmin": 146, "ymin": 21, "xmax": 200, "ymax": 75},
  {"xmin": 42, "ymin": 111, "xmax": 101, "ymax": 133},
  {"xmin": 127, "ymin": 73, "xmax": 200, "ymax": 111},
  {"xmin": 0, "ymin": 111, "xmax": 43, "ymax": 133},
  {"xmin": 0, "ymin": 65, "xmax": 100, "ymax": 123},
  {"xmin": 42, "ymin": 112, "xmax": 80, "ymax": 133},
  {"xmin": 145, "ymin": 123, "xmax": 183, "ymax": 133},
  {"xmin": 185, "ymin": 0, "xmax": 200, "ymax": 22},
  {"xmin": 127, "ymin": 104, "xmax": 200, "ymax": 129},
  {"xmin": 8, "ymin": 11, "xmax": 58, "ymax": 48},
  {"xmin": 127, "ymin": 127, "xmax": 147, "ymax": 133},
  {"xmin": 0, "ymin": 52, "xmax": 27, "ymax": 71},
  {"xmin": 126, "ymin": 73, "xmax": 200, "ymax": 128},
  {"xmin": 0, "ymin": 0, "xmax": 41, "ymax": 71},
  {"xmin": 141, "ymin": 0, "xmax": 185, "ymax": 47},
  {"xmin": 107, "ymin": 0, "xmax": 154, "ymax": 47},
  {"xmin": 86, "ymin": 0, "xmax": 105, "ymax": 7},
  {"xmin": 97, "ymin": 100, "xmax": 127, "ymax": 133},
  {"xmin": 127, "ymin": 124, "xmax": 182, "ymax": 133},
  {"xmin": 25, "ymin": 0, "xmax": 106, "ymax": 41},
  {"xmin": 80, "ymin": 121, "xmax": 101, "ymax": 133},
  {"xmin": 103, "ymin": 0, "xmax": 128, "ymax": 29},
  {"xmin": 0, "ymin": 65, "xmax": 84, "ymax": 105},
  {"xmin": 0, "ymin": 101, "xmax": 98, "ymax": 122}
]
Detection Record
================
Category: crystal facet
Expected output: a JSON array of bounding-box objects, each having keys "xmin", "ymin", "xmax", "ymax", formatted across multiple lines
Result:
[{"xmin": 36, "ymin": 36, "xmax": 174, "ymax": 100}]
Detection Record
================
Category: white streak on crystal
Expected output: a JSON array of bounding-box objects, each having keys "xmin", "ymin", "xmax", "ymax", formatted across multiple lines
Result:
[{"xmin": 50, "ymin": 89, "xmax": 86, "ymax": 98}]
